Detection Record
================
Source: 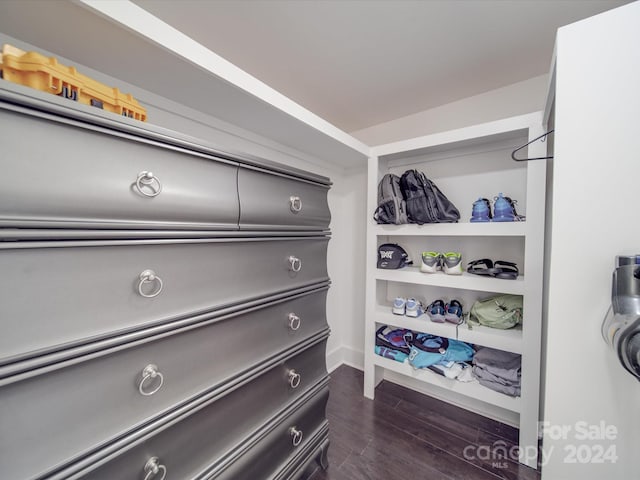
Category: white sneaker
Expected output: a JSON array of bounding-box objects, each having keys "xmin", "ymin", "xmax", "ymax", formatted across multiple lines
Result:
[
  {"xmin": 405, "ymin": 298, "xmax": 424, "ymax": 318},
  {"xmin": 420, "ymin": 251, "xmax": 442, "ymax": 273},
  {"xmin": 392, "ymin": 297, "xmax": 406, "ymax": 315},
  {"xmin": 442, "ymin": 252, "xmax": 463, "ymax": 275}
]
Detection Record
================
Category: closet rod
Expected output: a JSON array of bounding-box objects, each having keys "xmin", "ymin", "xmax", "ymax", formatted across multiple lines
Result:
[{"xmin": 511, "ymin": 129, "xmax": 554, "ymax": 161}]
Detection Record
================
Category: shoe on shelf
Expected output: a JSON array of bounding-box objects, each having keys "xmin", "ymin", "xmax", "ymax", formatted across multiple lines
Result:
[
  {"xmin": 427, "ymin": 299, "xmax": 446, "ymax": 323},
  {"xmin": 392, "ymin": 297, "xmax": 406, "ymax": 315},
  {"xmin": 405, "ymin": 298, "xmax": 424, "ymax": 318},
  {"xmin": 505, "ymin": 195, "xmax": 525, "ymax": 221},
  {"xmin": 467, "ymin": 259, "xmax": 519, "ymax": 279},
  {"xmin": 420, "ymin": 251, "xmax": 442, "ymax": 273},
  {"xmin": 470, "ymin": 198, "xmax": 492, "ymax": 223},
  {"xmin": 493, "ymin": 192, "xmax": 522, "ymax": 222},
  {"xmin": 442, "ymin": 252, "xmax": 463, "ymax": 275},
  {"xmin": 444, "ymin": 299, "xmax": 464, "ymax": 324}
]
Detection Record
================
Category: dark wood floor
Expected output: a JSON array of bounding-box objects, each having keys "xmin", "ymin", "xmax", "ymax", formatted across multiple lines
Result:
[{"xmin": 311, "ymin": 365, "xmax": 540, "ymax": 480}]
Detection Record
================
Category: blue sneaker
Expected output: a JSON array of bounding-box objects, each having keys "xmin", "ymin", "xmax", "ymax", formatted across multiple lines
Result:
[
  {"xmin": 405, "ymin": 298, "xmax": 424, "ymax": 318},
  {"xmin": 493, "ymin": 193, "xmax": 518, "ymax": 222},
  {"xmin": 445, "ymin": 300, "xmax": 464, "ymax": 324},
  {"xmin": 506, "ymin": 196, "xmax": 525, "ymax": 221},
  {"xmin": 470, "ymin": 198, "xmax": 491, "ymax": 222},
  {"xmin": 427, "ymin": 299, "xmax": 445, "ymax": 323}
]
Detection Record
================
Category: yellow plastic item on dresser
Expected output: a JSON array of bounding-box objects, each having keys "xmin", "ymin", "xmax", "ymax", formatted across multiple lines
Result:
[{"xmin": 0, "ymin": 44, "xmax": 147, "ymax": 121}]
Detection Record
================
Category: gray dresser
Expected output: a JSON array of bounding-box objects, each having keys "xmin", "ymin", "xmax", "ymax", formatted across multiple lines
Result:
[{"xmin": 0, "ymin": 81, "xmax": 331, "ymax": 480}]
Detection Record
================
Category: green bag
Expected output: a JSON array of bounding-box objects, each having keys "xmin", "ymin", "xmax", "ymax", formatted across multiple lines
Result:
[{"xmin": 467, "ymin": 294, "xmax": 523, "ymax": 329}]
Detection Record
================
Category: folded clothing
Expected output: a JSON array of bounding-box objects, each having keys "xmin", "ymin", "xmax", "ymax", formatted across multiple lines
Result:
[
  {"xmin": 375, "ymin": 345, "xmax": 409, "ymax": 363},
  {"xmin": 457, "ymin": 364, "xmax": 475, "ymax": 383},
  {"xmin": 472, "ymin": 346, "xmax": 521, "ymax": 383},
  {"xmin": 428, "ymin": 361, "xmax": 475, "ymax": 382},
  {"xmin": 475, "ymin": 376, "xmax": 521, "ymax": 397},
  {"xmin": 408, "ymin": 334, "xmax": 474, "ymax": 369},
  {"xmin": 429, "ymin": 361, "xmax": 462, "ymax": 379},
  {"xmin": 473, "ymin": 346, "xmax": 521, "ymax": 397}
]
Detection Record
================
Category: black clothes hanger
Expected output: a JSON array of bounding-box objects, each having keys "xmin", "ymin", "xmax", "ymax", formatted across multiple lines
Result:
[{"xmin": 511, "ymin": 129, "xmax": 554, "ymax": 161}]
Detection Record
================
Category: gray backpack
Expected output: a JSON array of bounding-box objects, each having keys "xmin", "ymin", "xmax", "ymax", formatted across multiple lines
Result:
[
  {"xmin": 399, "ymin": 169, "xmax": 460, "ymax": 224},
  {"xmin": 373, "ymin": 174, "xmax": 408, "ymax": 224}
]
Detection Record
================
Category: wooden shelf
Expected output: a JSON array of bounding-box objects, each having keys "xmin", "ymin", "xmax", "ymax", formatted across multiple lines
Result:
[
  {"xmin": 373, "ymin": 355, "xmax": 521, "ymax": 413},
  {"xmin": 375, "ymin": 267, "xmax": 525, "ymax": 295}
]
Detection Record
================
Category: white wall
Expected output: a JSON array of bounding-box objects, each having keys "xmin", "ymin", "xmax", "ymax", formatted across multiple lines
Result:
[
  {"xmin": 326, "ymin": 169, "xmax": 368, "ymax": 370},
  {"xmin": 542, "ymin": 3, "xmax": 640, "ymax": 478},
  {"xmin": 350, "ymin": 74, "xmax": 549, "ymax": 145}
]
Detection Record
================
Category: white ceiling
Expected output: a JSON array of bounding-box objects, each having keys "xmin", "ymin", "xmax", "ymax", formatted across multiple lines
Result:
[{"xmin": 131, "ymin": 0, "xmax": 629, "ymax": 133}]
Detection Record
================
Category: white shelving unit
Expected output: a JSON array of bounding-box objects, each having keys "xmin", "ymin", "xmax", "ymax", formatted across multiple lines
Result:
[
  {"xmin": 364, "ymin": 112, "xmax": 547, "ymax": 468},
  {"xmin": 376, "ymin": 268, "xmax": 526, "ymax": 294}
]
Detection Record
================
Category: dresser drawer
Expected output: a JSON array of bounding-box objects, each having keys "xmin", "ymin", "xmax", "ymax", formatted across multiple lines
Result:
[
  {"xmin": 0, "ymin": 237, "xmax": 329, "ymax": 363},
  {"xmin": 0, "ymin": 107, "xmax": 239, "ymax": 230},
  {"xmin": 0, "ymin": 310, "xmax": 328, "ymax": 480},
  {"xmin": 71, "ymin": 377, "xmax": 330, "ymax": 480},
  {"xmin": 238, "ymin": 167, "xmax": 331, "ymax": 230},
  {"xmin": 213, "ymin": 388, "xmax": 330, "ymax": 480}
]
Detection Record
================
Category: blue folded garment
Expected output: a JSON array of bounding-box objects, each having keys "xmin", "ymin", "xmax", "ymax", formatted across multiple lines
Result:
[{"xmin": 375, "ymin": 345, "xmax": 408, "ymax": 363}]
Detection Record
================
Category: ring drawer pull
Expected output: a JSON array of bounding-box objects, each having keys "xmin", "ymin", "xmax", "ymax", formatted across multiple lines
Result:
[
  {"xmin": 288, "ymin": 256, "xmax": 302, "ymax": 272},
  {"xmin": 143, "ymin": 457, "xmax": 167, "ymax": 480},
  {"xmin": 287, "ymin": 369, "xmax": 301, "ymax": 389},
  {"xmin": 139, "ymin": 364, "xmax": 164, "ymax": 396},
  {"xmin": 288, "ymin": 313, "xmax": 301, "ymax": 331},
  {"xmin": 138, "ymin": 269, "xmax": 164, "ymax": 298},
  {"xmin": 289, "ymin": 426, "xmax": 303, "ymax": 447},
  {"xmin": 135, "ymin": 171, "xmax": 162, "ymax": 197},
  {"xmin": 289, "ymin": 195, "xmax": 302, "ymax": 213}
]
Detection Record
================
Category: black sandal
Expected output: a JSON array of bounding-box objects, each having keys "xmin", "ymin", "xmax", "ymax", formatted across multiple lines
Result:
[
  {"xmin": 467, "ymin": 259, "xmax": 519, "ymax": 280},
  {"xmin": 493, "ymin": 260, "xmax": 519, "ymax": 279},
  {"xmin": 466, "ymin": 258, "xmax": 497, "ymax": 276}
]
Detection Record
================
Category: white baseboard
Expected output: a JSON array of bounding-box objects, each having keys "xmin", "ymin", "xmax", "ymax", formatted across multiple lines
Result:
[
  {"xmin": 326, "ymin": 345, "xmax": 364, "ymax": 373},
  {"xmin": 325, "ymin": 346, "xmax": 343, "ymax": 373}
]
